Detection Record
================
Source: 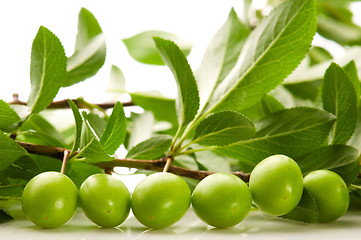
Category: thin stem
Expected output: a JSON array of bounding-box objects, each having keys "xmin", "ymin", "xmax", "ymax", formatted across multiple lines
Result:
[
  {"xmin": 163, "ymin": 156, "xmax": 173, "ymax": 172},
  {"xmin": 350, "ymin": 184, "xmax": 361, "ymax": 191},
  {"xmin": 172, "ymin": 112, "xmax": 209, "ymax": 154},
  {"xmin": 8, "ymin": 94, "xmax": 134, "ymax": 110},
  {"xmin": 169, "ymin": 124, "xmax": 184, "ymax": 154},
  {"xmin": 60, "ymin": 150, "xmax": 70, "ymax": 174}
]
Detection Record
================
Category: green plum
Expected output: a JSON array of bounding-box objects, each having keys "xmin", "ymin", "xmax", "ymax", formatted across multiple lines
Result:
[
  {"xmin": 303, "ymin": 170, "xmax": 349, "ymax": 222},
  {"xmin": 249, "ymin": 154, "xmax": 303, "ymax": 216},
  {"xmin": 79, "ymin": 173, "xmax": 131, "ymax": 228},
  {"xmin": 131, "ymin": 172, "xmax": 191, "ymax": 229},
  {"xmin": 191, "ymin": 173, "xmax": 252, "ymax": 228},
  {"xmin": 21, "ymin": 171, "xmax": 78, "ymax": 228}
]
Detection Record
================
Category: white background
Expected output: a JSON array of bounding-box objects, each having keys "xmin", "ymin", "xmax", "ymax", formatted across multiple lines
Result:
[{"xmin": 0, "ymin": 0, "xmax": 245, "ymax": 102}]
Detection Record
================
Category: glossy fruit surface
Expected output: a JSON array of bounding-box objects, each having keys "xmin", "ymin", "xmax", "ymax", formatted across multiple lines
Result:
[
  {"xmin": 249, "ymin": 154, "xmax": 303, "ymax": 216},
  {"xmin": 21, "ymin": 171, "xmax": 78, "ymax": 228},
  {"xmin": 131, "ymin": 172, "xmax": 191, "ymax": 229},
  {"xmin": 79, "ymin": 173, "xmax": 131, "ymax": 228},
  {"xmin": 303, "ymin": 170, "xmax": 349, "ymax": 222},
  {"xmin": 191, "ymin": 173, "xmax": 252, "ymax": 228}
]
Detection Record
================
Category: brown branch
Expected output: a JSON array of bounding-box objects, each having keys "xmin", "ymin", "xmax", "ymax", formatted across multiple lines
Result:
[
  {"xmin": 18, "ymin": 141, "xmax": 66, "ymax": 159},
  {"xmin": 16, "ymin": 141, "xmax": 250, "ymax": 182},
  {"xmin": 8, "ymin": 94, "xmax": 134, "ymax": 110}
]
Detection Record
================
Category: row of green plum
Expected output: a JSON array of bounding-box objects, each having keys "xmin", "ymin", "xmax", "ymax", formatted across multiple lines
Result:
[{"xmin": 20, "ymin": 154, "xmax": 349, "ymax": 229}]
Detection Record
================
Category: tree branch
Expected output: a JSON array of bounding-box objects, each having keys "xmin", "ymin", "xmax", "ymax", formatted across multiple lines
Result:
[
  {"xmin": 8, "ymin": 94, "xmax": 134, "ymax": 110},
  {"xmin": 16, "ymin": 141, "xmax": 250, "ymax": 182}
]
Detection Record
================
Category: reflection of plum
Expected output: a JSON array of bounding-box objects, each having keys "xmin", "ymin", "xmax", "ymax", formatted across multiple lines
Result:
[
  {"xmin": 134, "ymin": 228, "xmax": 182, "ymax": 240},
  {"xmin": 82, "ymin": 227, "xmax": 125, "ymax": 240}
]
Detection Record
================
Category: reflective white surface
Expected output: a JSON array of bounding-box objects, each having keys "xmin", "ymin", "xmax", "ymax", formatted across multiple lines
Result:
[{"xmin": 2, "ymin": 204, "xmax": 361, "ymax": 240}]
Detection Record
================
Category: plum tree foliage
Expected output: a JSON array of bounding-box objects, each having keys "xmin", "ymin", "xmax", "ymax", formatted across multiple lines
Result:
[{"xmin": 1, "ymin": 0, "xmax": 361, "ymax": 225}]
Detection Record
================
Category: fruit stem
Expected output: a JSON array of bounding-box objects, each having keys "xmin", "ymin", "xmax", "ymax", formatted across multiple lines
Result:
[
  {"xmin": 60, "ymin": 150, "xmax": 70, "ymax": 174},
  {"xmin": 163, "ymin": 155, "xmax": 173, "ymax": 172}
]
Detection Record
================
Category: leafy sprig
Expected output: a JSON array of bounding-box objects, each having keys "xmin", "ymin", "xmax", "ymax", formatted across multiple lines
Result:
[{"xmin": 1, "ymin": 0, "xmax": 361, "ymax": 224}]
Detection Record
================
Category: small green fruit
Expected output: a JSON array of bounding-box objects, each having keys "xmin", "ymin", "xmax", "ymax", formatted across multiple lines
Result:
[
  {"xmin": 21, "ymin": 172, "xmax": 78, "ymax": 228},
  {"xmin": 192, "ymin": 173, "xmax": 252, "ymax": 228},
  {"xmin": 303, "ymin": 170, "xmax": 349, "ymax": 222},
  {"xmin": 131, "ymin": 172, "xmax": 191, "ymax": 229},
  {"xmin": 79, "ymin": 173, "xmax": 131, "ymax": 228},
  {"xmin": 249, "ymin": 154, "xmax": 303, "ymax": 216}
]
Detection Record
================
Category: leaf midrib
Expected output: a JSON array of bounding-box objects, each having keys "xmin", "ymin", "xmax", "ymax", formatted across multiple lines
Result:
[{"xmin": 207, "ymin": 0, "xmax": 309, "ymax": 114}]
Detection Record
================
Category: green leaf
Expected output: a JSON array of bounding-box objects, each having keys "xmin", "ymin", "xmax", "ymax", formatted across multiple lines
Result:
[
  {"xmin": 66, "ymin": 161, "xmax": 103, "ymax": 188},
  {"xmin": 16, "ymin": 131, "xmax": 64, "ymax": 147},
  {"xmin": 123, "ymin": 30, "xmax": 192, "ymax": 65},
  {"xmin": 297, "ymin": 145, "xmax": 359, "ymax": 185},
  {"xmin": 203, "ymin": 0, "xmax": 316, "ymax": 115},
  {"xmin": 0, "ymin": 185, "xmax": 24, "ymax": 199},
  {"xmin": 28, "ymin": 26, "xmax": 67, "ymax": 114},
  {"xmin": 29, "ymin": 154, "xmax": 62, "ymax": 173},
  {"xmin": 308, "ymin": 46, "xmax": 333, "ymax": 66},
  {"xmin": 126, "ymin": 135, "xmax": 172, "ymax": 160},
  {"xmin": 322, "ymin": 62, "xmax": 358, "ymax": 144},
  {"xmin": 64, "ymin": 8, "xmax": 106, "ymax": 87},
  {"xmin": 194, "ymin": 150, "xmax": 232, "ymax": 172},
  {"xmin": 130, "ymin": 91, "xmax": 177, "ymax": 126},
  {"xmin": 127, "ymin": 112, "xmax": 154, "ymax": 150},
  {"xmin": 0, "ymin": 100, "xmax": 20, "ymax": 132},
  {"xmin": 241, "ymin": 95, "xmax": 285, "ymax": 121},
  {"xmin": 317, "ymin": 13, "xmax": 361, "ymax": 45},
  {"xmin": 0, "ymin": 155, "xmax": 38, "ymax": 182},
  {"xmin": 348, "ymin": 105, "xmax": 361, "ymax": 151},
  {"xmin": 260, "ymin": 95, "xmax": 286, "ymax": 116},
  {"xmin": 68, "ymin": 99, "xmax": 83, "ymax": 153},
  {"xmin": 153, "ymin": 37, "xmax": 200, "ymax": 127},
  {"xmin": 0, "ymin": 210, "xmax": 13, "ymax": 223},
  {"xmin": 343, "ymin": 61, "xmax": 361, "ymax": 101},
  {"xmin": 74, "ymin": 8, "xmax": 103, "ymax": 51},
  {"xmin": 86, "ymin": 113, "xmax": 107, "ymax": 138},
  {"xmin": 215, "ymin": 107, "xmax": 335, "ymax": 172},
  {"xmin": 286, "ymin": 47, "xmax": 361, "ymax": 84},
  {"xmin": 65, "ymin": 34, "xmax": 106, "ymax": 87},
  {"xmin": 196, "ymin": 8, "xmax": 250, "ymax": 110},
  {"xmin": 284, "ymin": 80, "xmax": 322, "ymax": 101},
  {"xmin": 20, "ymin": 114, "xmax": 66, "ymax": 147},
  {"xmin": 281, "ymin": 188, "xmax": 319, "ymax": 223},
  {"xmin": 78, "ymin": 112, "xmax": 113, "ymax": 163},
  {"xmin": 0, "ymin": 131, "xmax": 28, "ymax": 171},
  {"xmin": 100, "ymin": 102, "xmax": 127, "ymax": 155},
  {"xmin": 192, "ymin": 111, "xmax": 256, "ymax": 146},
  {"xmin": 108, "ymin": 65, "xmax": 126, "ymax": 93}
]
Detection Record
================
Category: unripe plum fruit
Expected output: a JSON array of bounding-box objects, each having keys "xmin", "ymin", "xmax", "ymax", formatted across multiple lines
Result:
[
  {"xmin": 131, "ymin": 172, "xmax": 191, "ymax": 229},
  {"xmin": 303, "ymin": 170, "xmax": 349, "ymax": 222},
  {"xmin": 191, "ymin": 172, "xmax": 252, "ymax": 228},
  {"xmin": 79, "ymin": 173, "xmax": 131, "ymax": 228},
  {"xmin": 21, "ymin": 171, "xmax": 78, "ymax": 228},
  {"xmin": 249, "ymin": 154, "xmax": 303, "ymax": 216}
]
